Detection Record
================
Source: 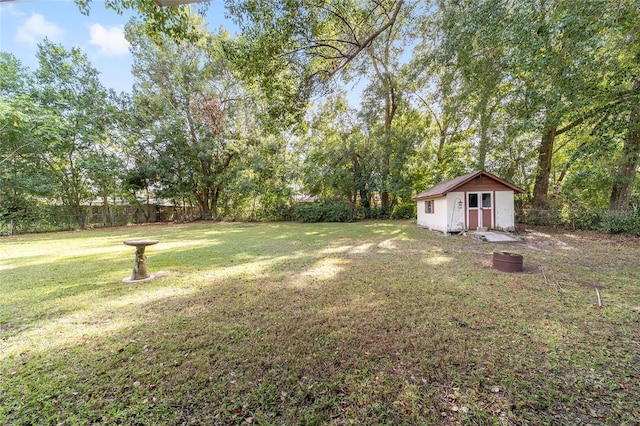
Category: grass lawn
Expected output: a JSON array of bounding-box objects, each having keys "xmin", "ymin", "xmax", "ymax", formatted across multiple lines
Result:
[{"xmin": 1, "ymin": 220, "xmax": 639, "ymax": 425}]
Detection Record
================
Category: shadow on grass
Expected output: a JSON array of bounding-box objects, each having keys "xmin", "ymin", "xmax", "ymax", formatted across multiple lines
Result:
[
  {"xmin": 1, "ymin": 221, "xmax": 639, "ymax": 425},
  {"xmin": 0, "ymin": 222, "xmax": 419, "ymax": 351}
]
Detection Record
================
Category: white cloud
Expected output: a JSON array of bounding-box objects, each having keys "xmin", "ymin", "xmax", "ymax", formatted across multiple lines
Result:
[
  {"xmin": 2, "ymin": 3, "xmax": 25, "ymax": 18},
  {"xmin": 88, "ymin": 24, "xmax": 130, "ymax": 57},
  {"xmin": 16, "ymin": 13, "xmax": 64, "ymax": 47}
]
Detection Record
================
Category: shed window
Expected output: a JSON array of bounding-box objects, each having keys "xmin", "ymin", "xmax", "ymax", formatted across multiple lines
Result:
[
  {"xmin": 482, "ymin": 193, "xmax": 492, "ymax": 208},
  {"xmin": 425, "ymin": 200, "xmax": 434, "ymax": 214},
  {"xmin": 468, "ymin": 193, "xmax": 478, "ymax": 208}
]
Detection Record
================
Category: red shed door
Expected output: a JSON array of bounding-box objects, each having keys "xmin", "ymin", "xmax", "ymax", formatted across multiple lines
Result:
[
  {"xmin": 468, "ymin": 193, "xmax": 479, "ymax": 229},
  {"xmin": 481, "ymin": 193, "xmax": 493, "ymax": 228},
  {"xmin": 467, "ymin": 192, "xmax": 493, "ymax": 230}
]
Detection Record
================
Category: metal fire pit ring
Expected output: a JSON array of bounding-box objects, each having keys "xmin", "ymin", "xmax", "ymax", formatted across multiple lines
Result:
[{"xmin": 493, "ymin": 251, "xmax": 523, "ymax": 272}]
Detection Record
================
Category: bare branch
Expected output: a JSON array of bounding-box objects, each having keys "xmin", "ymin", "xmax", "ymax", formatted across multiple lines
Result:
[{"xmin": 327, "ymin": 0, "xmax": 405, "ymax": 77}]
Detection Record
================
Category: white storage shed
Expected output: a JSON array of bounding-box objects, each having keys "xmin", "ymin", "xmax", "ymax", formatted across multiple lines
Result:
[{"xmin": 412, "ymin": 170, "xmax": 524, "ymax": 234}]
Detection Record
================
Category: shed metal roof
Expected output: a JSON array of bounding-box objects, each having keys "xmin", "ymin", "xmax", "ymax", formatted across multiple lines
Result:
[{"xmin": 412, "ymin": 170, "xmax": 524, "ymax": 200}]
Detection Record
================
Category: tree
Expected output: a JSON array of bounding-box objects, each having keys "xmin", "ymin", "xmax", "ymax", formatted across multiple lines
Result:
[
  {"xmin": 222, "ymin": 133, "xmax": 296, "ymax": 221},
  {"xmin": 127, "ymin": 16, "xmax": 259, "ymax": 219},
  {"xmin": 1, "ymin": 46, "xmax": 112, "ymax": 228},
  {"xmin": 607, "ymin": 1, "xmax": 640, "ymax": 211},
  {"xmin": 224, "ymin": 0, "xmax": 407, "ymax": 123},
  {"xmin": 30, "ymin": 40, "xmax": 111, "ymax": 226},
  {"xmin": 0, "ymin": 95, "xmax": 61, "ymax": 223},
  {"xmin": 496, "ymin": 0, "xmax": 640, "ymax": 209},
  {"xmin": 0, "ymin": 52, "xmax": 30, "ymax": 97},
  {"xmin": 227, "ymin": 0, "xmax": 405, "ymax": 76},
  {"xmin": 406, "ymin": 45, "xmax": 472, "ymax": 184},
  {"xmin": 433, "ymin": 0, "xmax": 511, "ymax": 171},
  {"xmin": 74, "ymin": 0, "xmax": 209, "ymax": 41},
  {"xmin": 358, "ymin": 1, "xmax": 411, "ymax": 211},
  {"xmin": 297, "ymin": 93, "xmax": 371, "ymax": 203},
  {"xmin": 608, "ymin": 77, "xmax": 640, "ymax": 211}
]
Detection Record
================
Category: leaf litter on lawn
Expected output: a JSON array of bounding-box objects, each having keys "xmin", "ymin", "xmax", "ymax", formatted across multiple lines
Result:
[{"xmin": 0, "ymin": 221, "xmax": 638, "ymax": 424}]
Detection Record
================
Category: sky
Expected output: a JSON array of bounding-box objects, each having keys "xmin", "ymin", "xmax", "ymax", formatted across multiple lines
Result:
[{"xmin": 0, "ymin": 0, "xmax": 235, "ymax": 93}]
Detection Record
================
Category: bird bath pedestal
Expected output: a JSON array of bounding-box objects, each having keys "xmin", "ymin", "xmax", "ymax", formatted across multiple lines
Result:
[{"xmin": 123, "ymin": 240, "xmax": 159, "ymax": 282}]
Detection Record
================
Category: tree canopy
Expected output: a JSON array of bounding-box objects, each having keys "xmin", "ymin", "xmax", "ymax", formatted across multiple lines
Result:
[{"xmin": 2, "ymin": 0, "xmax": 640, "ymax": 234}]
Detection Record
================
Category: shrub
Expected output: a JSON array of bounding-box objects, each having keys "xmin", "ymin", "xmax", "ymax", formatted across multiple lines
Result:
[
  {"xmin": 522, "ymin": 207, "xmax": 640, "ymax": 236},
  {"xmin": 291, "ymin": 201, "xmax": 354, "ymax": 223},
  {"xmin": 599, "ymin": 210, "xmax": 640, "ymax": 236},
  {"xmin": 390, "ymin": 202, "xmax": 416, "ymax": 219},
  {"xmin": 353, "ymin": 206, "xmax": 366, "ymax": 221},
  {"xmin": 291, "ymin": 203, "xmax": 325, "ymax": 223},
  {"xmin": 561, "ymin": 207, "xmax": 602, "ymax": 230},
  {"xmin": 363, "ymin": 207, "xmax": 389, "ymax": 220},
  {"xmin": 322, "ymin": 201, "xmax": 354, "ymax": 222},
  {"xmin": 522, "ymin": 209, "xmax": 563, "ymax": 227}
]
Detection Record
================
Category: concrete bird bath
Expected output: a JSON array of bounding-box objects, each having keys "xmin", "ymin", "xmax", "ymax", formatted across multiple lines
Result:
[{"xmin": 122, "ymin": 240, "xmax": 159, "ymax": 282}]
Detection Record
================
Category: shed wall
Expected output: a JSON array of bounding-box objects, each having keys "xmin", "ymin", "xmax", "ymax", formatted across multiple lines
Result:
[
  {"xmin": 494, "ymin": 191, "xmax": 516, "ymax": 230},
  {"xmin": 446, "ymin": 192, "xmax": 465, "ymax": 232},
  {"xmin": 416, "ymin": 195, "xmax": 467, "ymax": 233},
  {"xmin": 416, "ymin": 197, "xmax": 448, "ymax": 232}
]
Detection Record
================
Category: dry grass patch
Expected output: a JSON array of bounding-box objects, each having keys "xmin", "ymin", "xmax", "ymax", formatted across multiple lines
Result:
[{"xmin": 1, "ymin": 221, "xmax": 639, "ymax": 425}]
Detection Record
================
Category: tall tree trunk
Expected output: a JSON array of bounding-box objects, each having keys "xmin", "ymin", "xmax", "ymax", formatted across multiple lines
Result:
[
  {"xmin": 531, "ymin": 103, "xmax": 613, "ymax": 209},
  {"xmin": 609, "ymin": 77, "xmax": 640, "ymax": 211},
  {"xmin": 368, "ymin": 34, "xmax": 398, "ymax": 213},
  {"xmin": 434, "ymin": 129, "xmax": 448, "ymax": 181},
  {"xmin": 476, "ymin": 123, "xmax": 489, "ymax": 171},
  {"xmin": 381, "ymin": 97, "xmax": 395, "ymax": 212},
  {"xmin": 102, "ymin": 193, "xmax": 110, "ymax": 226},
  {"xmin": 532, "ymin": 127, "xmax": 556, "ymax": 209},
  {"xmin": 193, "ymin": 183, "xmax": 211, "ymax": 219},
  {"xmin": 359, "ymin": 189, "xmax": 370, "ymax": 209},
  {"xmin": 353, "ymin": 152, "xmax": 370, "ymax": 210},
  {"xmin": 381, "ymin": 188, "xmax": 390, "ymax": 211},
  {"xmin": 475, "ymin": 95, "xmax": 490, "ymax": 171},
  {"xmin": 211, "ymin": 186, "xmax": 220, "ymax": 220}
]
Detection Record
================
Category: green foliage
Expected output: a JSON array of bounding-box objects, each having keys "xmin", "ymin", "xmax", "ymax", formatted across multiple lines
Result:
[
  {"xmin": 126, "ymin": 17, "xmax": 260, "ymax": 219},
  {"xmin": 560, "ymin": 207, "xmax": 602, "ymax": 231},
  {"xmin": 226, "ymin": 0, "xmax": 406, "ymax": 124},
  {"xmin": 599, "ymin": 210, "xmax": 640, "ymax": 236},
  {"xmin": 0, "ymin": 195, "xmax": 44, "ymax": 234},
  {"xmin": 408, "ymin": 0, "xmax": 640, "ymax": 212},
  {"xmin": 1, "ymin": 45, "xmax": 112, "ymax": 229},
  {"xmin": 390, "ymin": 202, "xmax": 416, "ymax": 219},
  {"xmin": 291, "ymin": 203, "xmax": 325, "ymax": 223},
  {"xmin": 75, "ymin": 0, "xmax": 209, "ymax": 42},
  {"xmin": 351, "ymin": 206, "xmax": 386, "ymax": 220},
  {"xmin": 33, "ymin": 40, "xmax": 111, "ymax": 221},
  {"xmin": 291, "ymin": 201, "xmax": 354, "ymax": 223},
  {"xmin": 221, "ymin": 133, "xmax": 297, "ymax": 221},
  {"xmin": 0, "ymin": 52, "xmax": 30, "ymax": 95},
  {"xmin": 521, "ymin": 206, "xmax": 640, "ymax": 237},
  {"xmin": 0, "ymin": 96, "xmax": 58, "ymax": 216},
  {"xmin": 521, "ymin": 209, "xmax": 562, "ymax": 227},
  {"xmin": 5, "ymin": 0, "xmax": 640, "ymax": 232},
  {"xmin": 322, "ymin": 200, "xmax": 354, "ymax": 222}
]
